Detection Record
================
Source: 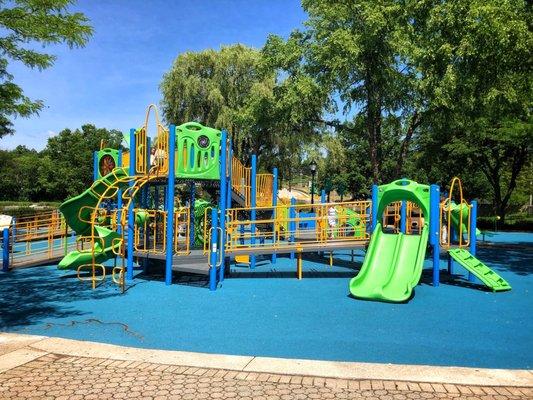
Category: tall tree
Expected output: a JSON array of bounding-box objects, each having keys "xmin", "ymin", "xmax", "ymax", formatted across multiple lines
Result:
[
  {"xmin": 42, "ymin": 124, "xmax": 122, "ymax": 199},
  {"xmin": 0, "ymin": 0, "xmax": 92, "ymax": 137},
  {"xmin": 410, "ymin": 0, "xmax": 532, "ymax": 222},
  {"xmin": 160, "ymin": 44, "xmax": 325, "ymax": 169},
  {"xmin": 160, "ymin": 44, "xmax": 273, "ymax": 163},
  {"xmin": 264, "ymin": 0, "xmax": 412, "ymax": 183}
]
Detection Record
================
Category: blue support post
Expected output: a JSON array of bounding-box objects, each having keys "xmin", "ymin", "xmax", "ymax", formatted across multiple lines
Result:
[
  {"xmin": 226, "ymin": 141, "xmax": 233, "ymax": 210},
  {"xmin": 250, "ymin": 154, "xmax": 257, "ymax": 269},
  {"xmin": 218, "ymin": 130, "xmax": 228, "ymax": 282},
  {"xmin": 468, "ymin": 200, "xmax": 478, "ymax": 282},
  {"xmin": 400, "ymin": 179, "xmax": 407, "ymax": 233},
  {"xmin": 117, "ymin": 149, "xmax": 123, "ymax": 234},
  {"xmin": 126, "ymin": 129, "xmax": 136, "ymax": 281},
  {"xmin": 319, "ymin": 190, "xmax": 326, "ymax": 257},
  {"xmin": 189, "ymin": 182, "xmax": 195, "ymax": 247},
  {"xmin": 371, "ymin": 184, "xmax": 379, "ymax": 232},
  {"xmin": 142, "ymin": 137, "xmax": 151, "ymax": 208},
  {"xmin": 289, "ymin": 197, "xmax": 296, "ymax": 260},
  {"xmin": 165, "ymin": 125, "xmax": 176, "ymax": 286},
  {"xmin": 2, "ymin": 227, "xmax": 9, "ymax": 272},
  {"xmin": 429, "ymin": 184, "xmax": 440, "ymax": 287},
  {"xmin": 93, "ymin": 151, "xmax": 99, "ymax": 181},
  {"xmin": 271, "ymin": 167, "xmax": 278, "ymax": 264},
  {"xmin": 209, "ymin": 208, "xmax": 219, "ymax": 291}
]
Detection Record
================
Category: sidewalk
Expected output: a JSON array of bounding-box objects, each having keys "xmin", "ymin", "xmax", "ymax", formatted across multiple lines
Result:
[{"xmin": 0, "ymin": 333, "xmax": 532, "ymax": 399}]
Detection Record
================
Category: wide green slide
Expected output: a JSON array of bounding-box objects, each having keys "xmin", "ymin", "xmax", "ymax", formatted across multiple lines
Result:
[
  {"xmin": 349, "ymin": 223, "xmax": 429, "ymax": 302},
  {"xmin": 448, "ymin": 248, "xmax": 511, "ymax": 291},
  {"xmin": 349, "ymin": 179, "xmax": 431, "ymax": 302},
  {"xmin": 58, "ymin": 168, "xmax": 129, "ymax": 270}
]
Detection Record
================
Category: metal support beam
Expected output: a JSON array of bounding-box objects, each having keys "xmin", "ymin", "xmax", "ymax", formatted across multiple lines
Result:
[
  {"xmin": 271, "ymin": 167, "xmax": 278, "ymax": 264},
  {"xmin": 126, "ymin": 128, "xmax": 136, "ymax": 281},
  {"xmin": 250, "ymin": 154, "xmax": 257, "ymax": 268},
  {"xmin": 165, "ymin": 125, "xmax": 176, "ymax": 286},
  {"xmin": 429, "ymin": 184, "xmax": 440, "ymax": 286},
  {"xmin": 218, "ymin": 130, "xmax": 228, "ymax": 282}
]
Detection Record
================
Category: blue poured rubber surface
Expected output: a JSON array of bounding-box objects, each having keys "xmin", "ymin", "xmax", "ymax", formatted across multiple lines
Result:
[{"xmin": 1, "ymin": 233, "xmax": 531, "ymax": 369}]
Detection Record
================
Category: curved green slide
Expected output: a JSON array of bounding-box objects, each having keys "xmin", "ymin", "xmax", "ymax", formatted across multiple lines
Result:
[
  {"xmin": 58, "ymin": 168, "xmax": 130, "ymax": 270},
  {"xmin": 448, "ymin": 202, "xmax": 481, "ymax": 237},
  {"xmin": 349, "ymin": 180, "xmax": 431, "ymax": 302}
]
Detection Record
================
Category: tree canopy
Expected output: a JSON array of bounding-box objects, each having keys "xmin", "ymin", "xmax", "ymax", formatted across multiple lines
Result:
[
  {"xmin": 0, "ymin": 125, "xmax": 121, "ymax": 201},
  {"xmin": 1, "ymin": 0, "xmax": 530, "ymax": 222},
  {"xmin": 0, "ymin": 0, "xmax": 92, "ymax": 137}
]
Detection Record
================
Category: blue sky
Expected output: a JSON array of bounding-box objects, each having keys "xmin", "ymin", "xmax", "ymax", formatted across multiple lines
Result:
[{"xmin": 0, "ymin": 0, "xmax": 306, "ymax": 150}]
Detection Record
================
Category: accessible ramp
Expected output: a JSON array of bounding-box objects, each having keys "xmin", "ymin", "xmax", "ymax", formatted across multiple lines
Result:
[
  {"xmin": 349, "ymin": 223, "xmax": 429, "ymax": 302},
  {"xmin": 58, "ymin": 168, "xmax": 130, "ymax": 270},
  {"xmin": 448, "ymin": 248, "xmax": 511, "ymax": 292}
]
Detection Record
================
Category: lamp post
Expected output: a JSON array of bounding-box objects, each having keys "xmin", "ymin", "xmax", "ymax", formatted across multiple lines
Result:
[{"xmin": 309, "ymin": 160, "xmax": 317, "ymax": 208}]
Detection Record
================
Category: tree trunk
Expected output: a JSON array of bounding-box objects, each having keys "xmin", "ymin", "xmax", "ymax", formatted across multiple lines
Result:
[
  {"xmin": 365, "ymin": 67, "xmax": 382, "ymax": 184},
  {"xmin": 396, "ymin": 111, "xmax": 421, "ymax": 177}
]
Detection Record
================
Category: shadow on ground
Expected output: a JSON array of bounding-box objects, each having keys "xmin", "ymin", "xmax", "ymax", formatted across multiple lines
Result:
[{"xmin": 0, "ymin": 266, "xmax": 122, "ymax": 329}]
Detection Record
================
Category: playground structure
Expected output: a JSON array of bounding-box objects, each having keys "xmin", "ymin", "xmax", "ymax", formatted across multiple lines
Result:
[{"xmin": 1, "ymin": 105, "xmax": 511, "ymax": 302}]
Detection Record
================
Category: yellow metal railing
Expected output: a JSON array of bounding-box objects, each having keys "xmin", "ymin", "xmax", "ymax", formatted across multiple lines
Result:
[
  {"xmin": 230, "ymin": 156, "xmax": 274, "ymax": 207},
  {"xmin": 231, "ymin": 157, "xmax": 251, "ymax": 206},
  {"xmin": 174, "ymin": 207, "xmax": 190, "ymax": 255},
  {"xmin": 10, "ymin": 210, "xmax": 74, "ymax": 267},
  {"xmin": 440, "ymin": 177, "xmax": 471, "ymax": 248},
  {"xmin": 133, "ymin": 209, "xmax": 166, "ymax": 254},
  {"xmin": 406, "ymin": 202, "xmax": 424, "ymax": 234},
  {"xmin": 203, "ymin": 206, "xmax": 213, "ymax": 255},
  {"xmin": 225, "ymin": 200, "xmax": 371, "ymax": 254},
  {"xmin": 256, "ymin": 173, "xmax": 273, "ymax": 207}
]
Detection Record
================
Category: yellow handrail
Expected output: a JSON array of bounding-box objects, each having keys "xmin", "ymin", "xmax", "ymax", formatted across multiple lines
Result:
[
  {"xmin": 231, "ymin": 157, "xmax": 251, "ymax": 206},
  {"xmin": 440, "ymin": 177, "xmax": 471, "ymax": 248}
]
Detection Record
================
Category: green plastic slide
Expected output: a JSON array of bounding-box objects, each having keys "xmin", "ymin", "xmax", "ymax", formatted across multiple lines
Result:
[
  {"xmin": 349, "ymin": 223, "xmax": 429, "ymax": 302},
  {"xmin": 448, "ymin": 202, "xmax": 481, "ymax": 237},
  {"xmin": 58, "ymin": 225, "xmax": 122, "ymax": 270},
  {"xmin": 58, "ymin": 168, "xmax": 130, "ymax": 270},
  {"xmin": 448, "ymin": 248, "xmax": 511, "ymax": 292},
  {"xmin": 349, "ymin": 179, "xmax": 431, "ymax": 302}
]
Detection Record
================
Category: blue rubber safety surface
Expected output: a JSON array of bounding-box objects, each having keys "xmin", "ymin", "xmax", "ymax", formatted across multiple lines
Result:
[{"xmin": 1, "ymin": 233, "xmax": 531, "ymax": 370}]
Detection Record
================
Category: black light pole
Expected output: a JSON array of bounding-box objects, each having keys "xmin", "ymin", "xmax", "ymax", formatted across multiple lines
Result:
[{"xmin": 310, "ymin": 160, "xmax": 317, "ymax": 208}]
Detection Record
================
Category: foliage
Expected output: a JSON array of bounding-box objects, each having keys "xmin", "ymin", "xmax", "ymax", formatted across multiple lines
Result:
[
  {"xmin": 0, "ymin": 125, "xmax": 122, "ymax": 202},
  {"xmin": 263, "ymin": 0, "xmax": 531, "ymax": 220},
  {"xmin": 0, "ymin": 0, "xmax": 92, "ymax": 137},
  {"xmin": 160, "ymin": 44, "xmax": 325, "ymax": 171}
]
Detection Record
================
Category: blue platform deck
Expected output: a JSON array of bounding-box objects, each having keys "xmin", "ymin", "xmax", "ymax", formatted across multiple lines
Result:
[{"xmin": 1, "ymin": 231, "xmax": 531, "ymax": 369}]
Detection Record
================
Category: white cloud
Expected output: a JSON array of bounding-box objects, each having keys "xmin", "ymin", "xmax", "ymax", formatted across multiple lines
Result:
[{"xmin": 47, "ymin": 130, "xmax": 58, "ymax": 138}]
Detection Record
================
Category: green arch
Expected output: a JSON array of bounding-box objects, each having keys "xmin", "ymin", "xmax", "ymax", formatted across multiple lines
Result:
[{"xmin": 377, "ymin": 179, "xmax": 431, "ymax": 223}]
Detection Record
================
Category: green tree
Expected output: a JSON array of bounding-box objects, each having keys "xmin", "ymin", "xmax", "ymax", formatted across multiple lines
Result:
[
  {"xmin": 160, "ymin": 44, "xmax": 273, "ymax": 163},
  {"xmin": 264, "ymin": 0, "xmax": 413, "ymax": 183},
  {"xmin": 160, "ymin": 44, "xmax": 325, "ymax": 170},
  {"xmin": 409, "ymin": 0, "xmax": 532, "ymax": 222},
  {"xmin": 43, "ymin": 124, "xmax": 122, "ymax": 199},
  {"xmin": 0, "ymin": 0, "xmax": 92, "ymax": 137}
]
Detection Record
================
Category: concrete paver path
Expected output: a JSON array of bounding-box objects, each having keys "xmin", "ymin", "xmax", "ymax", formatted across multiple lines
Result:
[{"xmin": 0, "ymin": 333, "xmax": 531, "ymax": 399}]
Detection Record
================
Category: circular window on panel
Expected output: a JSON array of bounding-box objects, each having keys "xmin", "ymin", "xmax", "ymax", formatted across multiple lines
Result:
[{"xmin": 197, "ymin": 135, "xmax": 210, "ymax": 148}]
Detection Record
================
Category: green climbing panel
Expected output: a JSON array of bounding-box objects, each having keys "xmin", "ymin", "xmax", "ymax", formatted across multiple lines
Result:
[
  {"xmin": 448, "ymin": 248, "xmax": 511, "ymax": 292},
  {"xmin": 175, "ymin": 122, "xmax": 221, "ymax": 180}
]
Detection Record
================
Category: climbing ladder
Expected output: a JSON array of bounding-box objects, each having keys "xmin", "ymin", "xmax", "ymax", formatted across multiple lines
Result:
[{"xmin": 448, "ymin": 248, "xmax": 511, "ymax": 291}]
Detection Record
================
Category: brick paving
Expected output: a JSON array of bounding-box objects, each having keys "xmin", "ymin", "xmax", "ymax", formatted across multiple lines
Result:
[{"xmin": 0, "ymin": 353, "xmax": 531, "ymax": 399}]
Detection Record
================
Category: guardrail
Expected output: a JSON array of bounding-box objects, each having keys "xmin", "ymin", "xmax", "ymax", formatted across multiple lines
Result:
[{"xmin": 225, "ymin": 200, "xmax": 371, "ymax": 254}]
